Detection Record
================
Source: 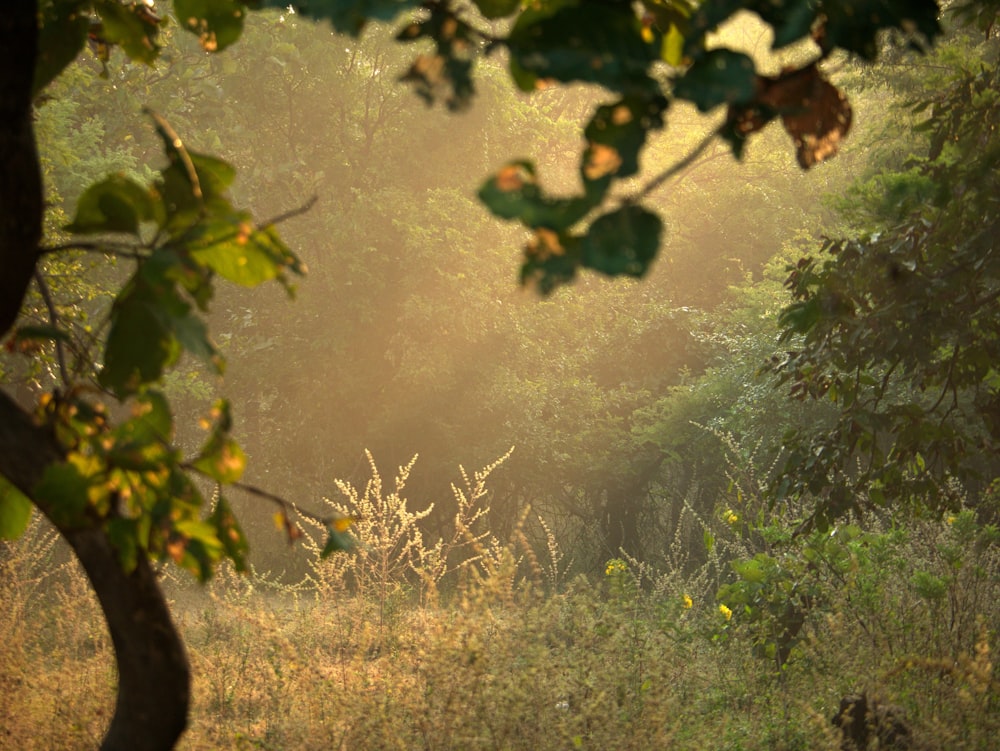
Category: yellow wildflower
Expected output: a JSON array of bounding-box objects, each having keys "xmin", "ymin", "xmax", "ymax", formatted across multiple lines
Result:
[
  {"xmin": 605, "ymin": 559, "xmax": 627, "ymax": 577},
  {"xmin": 682, "ymin": 594, "xmax": 693, "ymax": 610},
  {"xmin": 724, "ymin": 510, "xmax": 739, "ymax": 525},
  {"xmin": 719, "ymin": 604, "xmax": 732, "ymax": 621}
]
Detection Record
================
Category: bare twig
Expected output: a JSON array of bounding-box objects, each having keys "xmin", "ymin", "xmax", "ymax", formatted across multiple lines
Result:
[
  {"xmin": 260, "ymin": 195, "xmax": 318, "ymax": 228},
  {"xmin": 631, "ymin": 128, "xmax": 720, "ymax": 201},
  {"xmin": 32, "ymin": 268, "xmax": 69, "ymax": 386},
  {"xmin": 227, "ymin": 478, "xmax": 341, "ymax": 527},
  {"xmin": 39, "ymin": 241, "xmax": 150, "ymax": 260}
]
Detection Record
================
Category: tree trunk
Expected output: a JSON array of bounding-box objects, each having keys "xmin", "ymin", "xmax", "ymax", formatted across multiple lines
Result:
[
  {"xmin": 0, "ymin": 4, "xmax": 191, "ymax": 747},
  {"xmin": 0, "ymin": 1, "xmax": 43, "ymax": 337},
  {"xmin": 0, "ymin": 391, "xmax": 192, "ymax": 750},
  {"xmin": 64, "ymin": 525, "xmax": 191, "ymax": 751}
]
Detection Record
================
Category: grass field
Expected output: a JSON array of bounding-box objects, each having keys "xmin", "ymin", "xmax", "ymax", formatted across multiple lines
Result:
[{"xmin": 2, "ymin": 462, "xmax": 997, "ymax": 750}]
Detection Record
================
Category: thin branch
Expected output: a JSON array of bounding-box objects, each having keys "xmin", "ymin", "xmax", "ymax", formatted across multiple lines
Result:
[
  {"xmin": 145, "ymin": 108, "xmax": 203, "ymax": 201},
  {"xmin": 928, "ymin": 344, "xmax": 961, "ymax": 415},
  {"xmin": 631, "ymin": 128, "xmax": 720, "ymax": 202},
  {"xmin": 40, "ymin": 240, "xmax": 150, "ymax": 259},
  {"xmin": 32, "ymin": 268, "xmax": 69, "ymax": 386},
  {"xmin": 226, "ymin": 478, "xmax": 343, "ymax": 527},
  {"xmin": 260, "ymin": 195, "xmax": 318, "ymax": 228}
]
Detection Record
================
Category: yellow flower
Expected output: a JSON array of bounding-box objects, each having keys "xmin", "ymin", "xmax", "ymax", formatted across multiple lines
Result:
[
  {"xmin": 605, "ymin": 559, "xmax": 627, "ymax": 577},
  {"xmin": 682, "ymin": 594, "xmax": 693, "ymax": 610},
  {"xmin": 719, "ymin": 604, "xmax": 732, "ymax": 621},
  {"xmin": 724, "ymin": 509, "xmax": 739, "ymax": 525},
  {"xmin": 946, "ymin": 515, "xmax": 956, "ymax": 526}
]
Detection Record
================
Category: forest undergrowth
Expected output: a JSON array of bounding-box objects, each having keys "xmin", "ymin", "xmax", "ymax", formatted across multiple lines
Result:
[{"xmin": 1, "ymin": 449, "xmax": 997, "ymax": 751}]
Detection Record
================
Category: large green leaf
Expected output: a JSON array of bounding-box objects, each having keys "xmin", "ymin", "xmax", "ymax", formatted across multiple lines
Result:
[
  {"xmin": 508, "ymin": 1, "xmax": 659, "ymax": 93},
  {"xmin": 66, "ymin": 174, "xmax": 156, "ymax": 235},
  {"xmin": 471, "ymin": 0, "xmax": 520, "ymax": 20},
  {"xmin": 0, "ymin": 479, "xmax": 33, "ymax": 540},
  {"xmin": 93, "ymin": 0, "xmax": 162, "ymax": 65},
  {"xmin": 34, "ymin": 0, "xmax": 90, "ymax": 96},
  {"xmin": 149, "ymin": 113, "xmax": 238, "ymax": 232},
  {"xmin": 114, "ymin": 391, "xmax": 175, "ymax": 447},
  {"xmin": 519, "ymin": 230, "xmax": 581, "ymax": 294},
  {"xmin": 479, "ymin": 162, "xmax": 594, "ymax": 230},
  {"xmin": 193, "ymin": 400, "xmax": 247, "ymax": 483},
  {"xmin": 823, "ymin": 1, "xmax": 941, "ymax": 60},
  {"xmin": 580, "ymin": 205, "xmax": 662, "ymax": 278},
  {"xmin": 673, "ymin": 49, "xmax": 756, "ymax": 112},
  {"xmin": 174, "ymin": 0, "xmax": 247, "ymax": 52},
  {"xmin": 100, "ymin": 292, "xmax": 174, "ymax": 397},
  {"xmin": 34, "ymin": 459, "xmax": 94, "ymax": 528},
  {"xmin": 209, "ymin": 495, "xmax": 249, "ymax": 570},
  {"xmin": 265, "ymin": 0, "xmax": 420, "ymax": 36},
  {"xmin": 100, "ymin": 276, "xmax": 204, "ymax": 397},
  {"xmin": 583, "ymin": 94, "xmax": 668, "ymax": 180},
  {"xmin": 187, "ymin": 216, "xmax": 303, "ymax": 286},
  {"xmin": 685, "ymin": 0, "xmax": 818, "ymax": 53}
]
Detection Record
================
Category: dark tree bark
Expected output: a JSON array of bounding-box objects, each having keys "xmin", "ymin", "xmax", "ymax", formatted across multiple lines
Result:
[
  {"xmin": 0, "ymin": 6, "xmax": 191, "ymax": 749},
  {"xmin": 0, "ymin": 2, "xmax": 43, "ymax": 338}
]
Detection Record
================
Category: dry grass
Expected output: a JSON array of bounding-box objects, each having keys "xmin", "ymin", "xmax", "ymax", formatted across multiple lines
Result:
[{"xmin": 1, "ymin": 457, "xmax": 997, "ymax": 750}]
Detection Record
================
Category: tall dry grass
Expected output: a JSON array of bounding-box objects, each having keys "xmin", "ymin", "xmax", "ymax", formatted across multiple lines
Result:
[{"xmin": 1, "ymin": 452, "xmax": 997, "ymax": 750}]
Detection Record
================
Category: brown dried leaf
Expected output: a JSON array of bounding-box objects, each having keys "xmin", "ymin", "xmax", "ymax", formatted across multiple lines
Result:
[{"xmin": 758, "ymin": 65, "xmax": 853, "ymax": 169}]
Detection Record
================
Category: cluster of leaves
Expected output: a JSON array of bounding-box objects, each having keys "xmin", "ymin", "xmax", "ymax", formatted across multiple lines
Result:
[
  {"xmin": 773, "ymin": 49, "xmax": 1000, "ymax": 527},
  {"xmin": 213, "ymin": 0, "xmax": 944, "ymax": 293},
  {"xmin": 1, "ymin": 108, "xmax": 312, "ymax": 575},
  {"xmin": 2, "ymin": 2, "xmax": 361, "ymax": 572}
]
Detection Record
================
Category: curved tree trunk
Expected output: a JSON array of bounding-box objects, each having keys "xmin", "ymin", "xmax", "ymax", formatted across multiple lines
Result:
[
  {"xmin": 0, "ymin": 393, "xmax": 192, "ymax": 751},
  {"xmin": 0, "ymin": 6, "xmax": 191, "ymax": 749}
]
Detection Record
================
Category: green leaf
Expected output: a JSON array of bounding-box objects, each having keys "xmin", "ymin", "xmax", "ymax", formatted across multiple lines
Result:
[
  {"xmin": 174, "ymin": 0, "xmax": 247, "ymax": 52},
  {"xmin": 583, "ymin": 94, "xmax": 668, "ymax": 180},
  {"xmin": 779, "ymin": 298, "xmax": 822, "ymax": 335},
  {"xmin": 34, "ymin": 460, "xmax": 93, "ymax": 528},
  {"xmin": 193, "ymin": 401, "xmax": 247, "ymax": 483},
  {"xmin": 193, "ymin": 436, "xmax": 247, "ymax": 484},
  {"xmin": 93, "ymin": 0, "xmax": 162, "ymax": 65},
  {"xmin": 100, "ymin": 284, "xmax": 180, "ymax": 397},
  {"xmin": 149, "ymin": 112, "xmax": 238, "ymax": 232},
  {"xmin": 685, "ymin": 0, "xmax": 818, "ymax": 53},
  {"xmin": 34, "ymin": 0, "xmax": 90, "ymax": 96},
  {"xmin": 269, "ymin": 0, "xmax": 420, "ymax": 36},
  {"xmin": 0, "ymin": 479, "xmax": 33, "ymax": 540},
  {"xmin": 673, "ymin": 49, "xmax": 756, "ymax": 112},
  {"xmin": 661, "ymin": 21, "xmax": 686, "ymax": 67},
  {"xmin": 210, "ymin": 495, "xmax": 249, "ymax": 571},
  {"xmin": 732, "ymin": 557, "xmax": 766, "ymax": 583},
  {"xmin": 508, "ymin": 1, "xmax": 659, "ymax": 94},
  {"xmin": 321, "ymin": 523, "xmax": 357, "ymax": 557},
  {"xmin": 187, "ymin": 217, "xmax": 303, "ymax": 287},
  {"xmin": 107, "ymin": 517, "xmax": 142, "ymax": 573},
  {"xmin": 520, "ymin": 230, "xmax": 581, "ymax": 294},
  {"xmin": 478, "ymin": 162, "xmax": 594, "ymax": 230},
  {"xmin": 66, "ymin": 174, "xmax": 156, "ymax": 235},
  {"xmin": 580, "ymin": 205, "xmax": 662, "ymax": 278},
  {"xmin": 471, "ymin": 0, "xmax": 520, "ymax": 20},
  {"xmin": 116, "ymin": 391, "xmax": 175, "ymax": 445},
  {"xmin": 823, "ymin": 1, "xmax": 941, "ymax": 60}
]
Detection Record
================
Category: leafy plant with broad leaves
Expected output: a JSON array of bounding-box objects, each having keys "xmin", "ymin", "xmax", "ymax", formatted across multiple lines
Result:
[{"xmin": 771, "ymin": 37, "xmax": 1000, "ymax": 529}]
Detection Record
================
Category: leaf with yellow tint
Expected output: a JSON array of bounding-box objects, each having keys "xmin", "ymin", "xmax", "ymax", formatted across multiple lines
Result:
[{"xmin": 584, "ymin": 143, "xmax": 623, "ymax": 181}]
